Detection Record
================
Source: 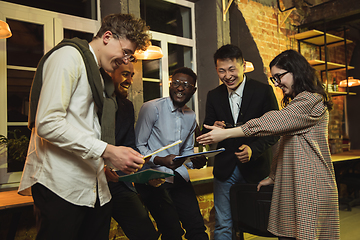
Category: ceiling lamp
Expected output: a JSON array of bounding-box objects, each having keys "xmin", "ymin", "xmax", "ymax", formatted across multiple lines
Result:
[
  {"xmin": 244, "ymin": 61, "xmax": 254, "ymax": 73},
  {"xmin": 339, "ymin": 77, "xmax": 360, "ymax": 87},
  {"xmin": 134, "ymin": 43, "xmax": 163, "ymax": 60},
  {"xmin": 0, "ymin": 20, "xmax": 12, "ymax": 39}
]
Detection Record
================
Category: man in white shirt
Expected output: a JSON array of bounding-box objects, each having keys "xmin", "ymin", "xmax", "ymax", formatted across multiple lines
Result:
[{"xmin": 18, "ymin": 13, "xmax": 150, "ymax": 240}]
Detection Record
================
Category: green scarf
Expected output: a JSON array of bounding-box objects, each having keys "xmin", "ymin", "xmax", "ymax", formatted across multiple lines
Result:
[{"xmin": 28, "ymin": 37, "xmax": 117, "ymax": 145}]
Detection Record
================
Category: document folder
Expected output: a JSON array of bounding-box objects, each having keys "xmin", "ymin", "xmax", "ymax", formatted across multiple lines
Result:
[{"xmin": 118, "ymin": 169, "xmax": 174, "ymax": 184}]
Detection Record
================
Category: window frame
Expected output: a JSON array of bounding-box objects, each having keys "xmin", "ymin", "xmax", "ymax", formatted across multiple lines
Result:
[
  {"xmin": 0, "ymin": 1, "xmax": 100, "ymax": 187},
  {"xmin": 142, "ymin": 0, "xmax": 198, "ymax": 121}
]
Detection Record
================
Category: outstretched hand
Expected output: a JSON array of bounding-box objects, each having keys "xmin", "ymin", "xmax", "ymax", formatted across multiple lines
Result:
[{"xmin": 196, "ymin": 124, "xmax": 229, "ymax": 145}]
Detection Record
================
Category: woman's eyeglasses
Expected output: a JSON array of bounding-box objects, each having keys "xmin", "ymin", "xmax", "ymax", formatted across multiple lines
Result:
[{"xmin": 270, "ymin": 71, "xmax": 289, "ymax": 85}]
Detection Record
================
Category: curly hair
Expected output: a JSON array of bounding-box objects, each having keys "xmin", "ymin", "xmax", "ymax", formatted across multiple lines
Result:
[
  {"xmin": 95, "ymin": 13, "xmax": 151, "ymax": 51},
  {"xmin": 270, "ymin": 49, "xmax": 333, "ymax": 111}
]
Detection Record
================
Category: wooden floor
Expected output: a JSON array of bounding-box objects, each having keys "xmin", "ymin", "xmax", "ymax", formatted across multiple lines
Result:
[{"xmin": 246, "ymin": 205, "xmax": 360, "ymax": 240}]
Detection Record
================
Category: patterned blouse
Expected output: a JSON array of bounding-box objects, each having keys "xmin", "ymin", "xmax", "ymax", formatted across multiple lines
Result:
[{"xmin": 242, "ymin": 91, "xmax": 339, "ymax": 240}]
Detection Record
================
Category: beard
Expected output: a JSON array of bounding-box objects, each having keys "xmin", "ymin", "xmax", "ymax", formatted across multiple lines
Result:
[
  {"xmin": 115, "ymin": 84, "xmax": 128, "ymax": 99},
  {"xmin": 170, "ymin": 91, "xmax": 191, "ymax": 108}
]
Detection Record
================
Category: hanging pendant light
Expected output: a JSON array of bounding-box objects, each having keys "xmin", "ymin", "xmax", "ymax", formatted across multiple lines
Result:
[
  {"xmin": 244, "ymin": 61, "xmax": 254, "ymax": 73},
  {"xmin": 134, "ymin": 43, "xmax": 163, "ymax": 60},
  {"xmin": 339, "ymin": 77, "xmax": 360, "ymax": 87},
  {"xmin": 0, "ymin": 20, "xmax": 12, "ymax": 39}
]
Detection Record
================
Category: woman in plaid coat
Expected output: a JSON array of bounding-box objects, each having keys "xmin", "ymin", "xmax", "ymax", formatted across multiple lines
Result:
[{"xmin": 197, "ymin": 50, "xmax": 339, "ymax": 240}]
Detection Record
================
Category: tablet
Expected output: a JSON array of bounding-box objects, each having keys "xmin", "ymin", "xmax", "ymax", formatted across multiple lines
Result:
[{"xmin": 173, "ymin": 148, "xmax": 225, "ymax": 162}]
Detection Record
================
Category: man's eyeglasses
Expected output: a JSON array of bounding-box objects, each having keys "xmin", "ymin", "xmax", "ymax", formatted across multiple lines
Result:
[
  {"xmin": 171, "ymin": 79, "xmax": 195, "ymax": 89},
  {"xmin": 126, "ymin": 54, "xmax": 137, "ymax": 63},
  {"xmin": 270, "ymin": 71, "xmax": 289, "ymax": 85},
  {"xmin": 120, "ymin": 45, "xmax": 136, "ymax": 63},
  {"xmin": 114, "ymin": 33, "xmax": 136, "ymax": 63}
]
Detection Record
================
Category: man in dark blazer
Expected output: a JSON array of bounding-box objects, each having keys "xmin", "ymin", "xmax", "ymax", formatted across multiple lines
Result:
[
  {"xmin": 103, "ymin": 62, "xmax": 159, "ymax": 240},
  {"xmin": 202, "ymin": 44, "xmax": 279, "ymax": 240}
]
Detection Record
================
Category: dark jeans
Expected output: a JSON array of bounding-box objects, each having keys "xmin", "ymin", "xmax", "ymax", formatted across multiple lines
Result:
[
  {"xmin": 135, "ymin": 172, "xmax": 209, "ymax": 240},
  {"xmin": 108, "ymin": 181, "xmax": 159, "ymax": 240},
  {"xmin": 31, "ymin": 183, "xmax": 112, "ymax": 240}
]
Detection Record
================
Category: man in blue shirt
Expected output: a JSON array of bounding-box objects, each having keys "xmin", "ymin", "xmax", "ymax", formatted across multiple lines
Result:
[{"xmin": 135, "ymin": 67, "xmax": 209, "ymax": 240}]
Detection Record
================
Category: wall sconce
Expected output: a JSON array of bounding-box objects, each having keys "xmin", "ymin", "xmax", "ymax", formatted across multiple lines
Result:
[
  {"xmin": 0, "ymin": 20, "xmax": 12, "ymax": 39},
  {"xmin": 339, "ymin": 77, "xmax": 360, "ymax": 87},
  {"xmin": 244, "ymin": 61, "xmax": 254, "ymax": 73},
  {"xmin": 134, "ymin": 43, "xmax": 163, "ymax": 60}
]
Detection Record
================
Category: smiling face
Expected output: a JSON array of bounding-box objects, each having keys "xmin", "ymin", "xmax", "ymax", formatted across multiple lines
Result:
[
  {"xmin": 98, "ymin": 31, "xmax": 136, "ymax": 73},
  {"xmin": 110, "ymin": 62, "xmax": 135, "ymax": 99},
  {"xmin": 216, "ymin": 58, "xmax": 246, "ymax": 91},
  {"xmin": 270, "ymin": 65, "xmax": 295, "ymax": 97},
  {"xmin": 169, "ymin": 73, "xmax": 196, "ymax": 108}
]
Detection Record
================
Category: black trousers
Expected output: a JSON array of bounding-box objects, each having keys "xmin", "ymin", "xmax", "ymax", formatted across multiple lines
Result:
[
  {"xmin": 31, "ymin": 183, "xmax": 112, "ymax": 240},
  {"xmin": 135, "ymin": 172, "xmax": 209, "ymax": 240},
  {"xmin": 108, "ymin": 181, "xmax": 159, "ymax": 240}
]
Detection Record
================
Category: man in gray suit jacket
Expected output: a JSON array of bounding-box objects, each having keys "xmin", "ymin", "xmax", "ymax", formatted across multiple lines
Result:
[{"xmin": 202, "ymin": 44, "xmax": 279, "ymax": 240}]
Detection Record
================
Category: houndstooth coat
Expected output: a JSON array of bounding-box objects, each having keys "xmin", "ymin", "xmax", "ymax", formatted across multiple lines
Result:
[{"xmin": 242, "ymin": 91, "xmax": 340, "ymax": 240}]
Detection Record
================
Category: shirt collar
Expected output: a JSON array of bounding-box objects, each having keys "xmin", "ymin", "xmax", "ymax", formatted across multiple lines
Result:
[
  {"xmin": 166, "ymin": 97, "xmax": 184, "ymax": 114},
  {"xmin": 228, "ymin": 75, "xmax": 247, "ymax": 97},
  {"xmin": 89, "ymin": 45, "xmax": 100, "ymax": 69}
]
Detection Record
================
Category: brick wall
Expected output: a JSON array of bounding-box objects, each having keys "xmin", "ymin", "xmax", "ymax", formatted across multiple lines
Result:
[{"xmin": 236, "ymin": 0, "xmax": 356, "ymax": 153}]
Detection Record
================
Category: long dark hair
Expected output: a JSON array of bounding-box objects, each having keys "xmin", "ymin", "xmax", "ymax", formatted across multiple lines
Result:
[{"xmin": 270, "ymin": 50, "xmax": 333, "ymax": 111}]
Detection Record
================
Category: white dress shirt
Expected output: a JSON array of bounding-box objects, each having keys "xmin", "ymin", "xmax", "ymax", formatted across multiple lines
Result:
[
  {"xmin": 18, "ymin": 45, "xmax": 110, "ymax": 207},
  {"xmin": 228, "ymin": 76, "xmax": 246, "ymax": 123}
]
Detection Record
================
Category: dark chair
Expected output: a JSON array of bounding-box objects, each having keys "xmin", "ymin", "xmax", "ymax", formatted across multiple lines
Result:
[
  {"xmin": 334, "ymin": 160, "xmax": 360, "ymax": 211},
  {"xmin": 338, "ymin": 172, "xmax": 360, "ymax": 211},
  {"xmin": 230, "ymin": 183, "xmax": 276, "ymax": 240}
]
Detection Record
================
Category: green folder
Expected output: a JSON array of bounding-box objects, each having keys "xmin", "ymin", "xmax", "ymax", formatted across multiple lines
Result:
[{"xmin": 118, "ymin": 169, "xmax": 174, "ymax": 184}]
